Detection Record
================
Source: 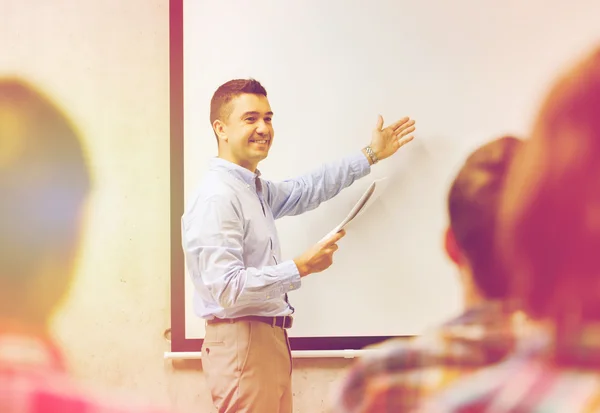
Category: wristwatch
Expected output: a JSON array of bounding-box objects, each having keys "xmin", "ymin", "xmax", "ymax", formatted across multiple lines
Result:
[{"xmin": 364, "ymin": 146, "xmax": 379, "ymax": 164}]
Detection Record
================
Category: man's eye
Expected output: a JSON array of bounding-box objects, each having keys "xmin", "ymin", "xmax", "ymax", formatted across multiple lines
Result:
[
  {"xmin": 245, "ymin": 117, "xmax": 256, "ymax": 122},
  {"xmin": 264, "ymin": 117, "xmax": 272, "ymax": 123}
]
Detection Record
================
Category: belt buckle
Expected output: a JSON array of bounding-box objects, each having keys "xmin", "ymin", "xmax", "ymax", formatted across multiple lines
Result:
[{"xmin": 272, "ymin": 315, "xmax": 293, "ymax": 329}]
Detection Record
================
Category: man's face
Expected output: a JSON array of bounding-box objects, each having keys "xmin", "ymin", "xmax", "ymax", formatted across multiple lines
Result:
[{"xmin": 214, "ymin": 93, "xmax": 274, "ymax": 171}]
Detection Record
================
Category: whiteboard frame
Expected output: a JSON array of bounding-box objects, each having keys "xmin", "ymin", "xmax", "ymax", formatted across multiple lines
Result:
[{"xmin": 168, "ymin": 0, "xmax": 410, "ymax": 354}]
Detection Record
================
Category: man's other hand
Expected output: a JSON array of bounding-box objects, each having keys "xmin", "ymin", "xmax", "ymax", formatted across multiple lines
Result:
[{"xmin": 293, "ymin": 230, "xmax": 346, "ymax": 277}]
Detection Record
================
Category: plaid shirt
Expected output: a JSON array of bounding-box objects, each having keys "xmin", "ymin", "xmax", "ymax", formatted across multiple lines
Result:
[
  {"xmin": 0, "ymin": 331, "xmax": 173, "ymax": 413},
  {"xmin": 331, "ymin": 301, "xmax": 524, "ymax": 413},
  {"xmin": 417, "ymin": 322, "xmax": 600, "ymax": 412}
]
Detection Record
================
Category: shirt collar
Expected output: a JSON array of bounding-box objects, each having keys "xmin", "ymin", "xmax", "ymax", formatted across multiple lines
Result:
[
  {"xmin": 209, "ymin": 157, "xmax": 262, "ymax": 187},
  {"xmin": 443, "ymin": 300, "xmax": 508, "ymax": 327}
]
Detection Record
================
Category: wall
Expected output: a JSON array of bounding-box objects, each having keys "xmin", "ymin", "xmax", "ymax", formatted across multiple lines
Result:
[{"xmin": 0, "ymin": 1, "xmax": 352, "ymax": 412}]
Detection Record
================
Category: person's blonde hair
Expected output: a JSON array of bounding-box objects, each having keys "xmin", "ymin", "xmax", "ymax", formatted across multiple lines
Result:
[{"xmin": 0, "ymin": 78, "xmax": 91, "ymax": 284}]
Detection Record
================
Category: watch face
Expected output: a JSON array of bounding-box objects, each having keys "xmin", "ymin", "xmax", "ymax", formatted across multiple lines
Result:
[{"xmin": 367, "ymin": 147, "xmax": 377, "ymax": 163}]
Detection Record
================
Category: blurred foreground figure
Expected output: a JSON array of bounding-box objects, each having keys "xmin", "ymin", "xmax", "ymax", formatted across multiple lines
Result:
[
  {"xmin": 419, "ymin": 46, "xmax": 600, "ymax": 412},
  {"xmin": 0, "ymin": 79, "xmax": 173, "ymax": 413},
  {"xmin": 332, "ymin": 135, "xmax": 525, "ymax": 413}
]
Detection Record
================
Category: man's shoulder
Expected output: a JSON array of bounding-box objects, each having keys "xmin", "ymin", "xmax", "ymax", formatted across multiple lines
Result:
[
  {"xmin": 184, "ymin": 172, "xmax": 244, "ymax": 215},
  {"xmin": 195, "ymin": 169, "xmax": 240, "ymax": 196}
]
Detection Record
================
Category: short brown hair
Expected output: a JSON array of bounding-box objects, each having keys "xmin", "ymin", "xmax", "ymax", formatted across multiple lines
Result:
[
  {"xmin": 448, "ymin": 136, "xmax": 522, "ymax": 299},
  {"xmin": 209, "ymin": 78, "xmax": 267, "ymax": 139},
  {"xmin": 0, "ymin": 78, "xmax": 91, "ymax": 283}
]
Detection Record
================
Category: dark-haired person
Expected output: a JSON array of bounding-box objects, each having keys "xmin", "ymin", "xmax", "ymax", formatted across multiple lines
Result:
[
  {"xmin": 418, "ymin": 45, "xmax": 600, "ymax": 413},
  {"xmin": 181, "ymin": 78, "xmax": 415, "ymax": 413},
  {"xmin": 332, "ymin": 136, "xmax": 524, "ymax": 413}
]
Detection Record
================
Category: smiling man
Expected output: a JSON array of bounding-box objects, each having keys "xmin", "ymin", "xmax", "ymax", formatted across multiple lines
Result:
[
  {"xmin": 181, "ymin": 78, "xmax": 415, "ymax": 413},
  {"xmin": 212, "ymin": 91, "xmax": 274, "ymax": 171}
]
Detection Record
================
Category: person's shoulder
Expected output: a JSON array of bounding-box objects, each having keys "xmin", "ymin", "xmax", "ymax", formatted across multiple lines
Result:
[
  {"xmin": 414, "ymin": 354, "xmax": 528, "ymax": 412},
  {"xmin": 332, "ymin": 335, "xmax": 448, "ymax": 413},
  {"xmin": 1, "ymin": 367, "xmax": 176, "ymax": 413},
  {"xmin": 352, "ymin": 317, "xmax": 494, "ymax": 374},
  {"xmin": 67, "ymin": 377, "xmax": 176, "ymax": 413},
  {"xmin": 337, "ymin": 335, "xmax": 434, "ymax": 391},
  {"xmin": 192, "ymin": 170, "xmax": 240, "ymax": 199},
  {"xmin": 362, "ymin": 331, "xmax": 446, "ymax": 371},
  {"xmin": 183, "ymin": 172, "xmax": 243, "ymax": 217},
  {"xmin": 91, "ymin": 396, "xmax": 175, "ymax": 413}
]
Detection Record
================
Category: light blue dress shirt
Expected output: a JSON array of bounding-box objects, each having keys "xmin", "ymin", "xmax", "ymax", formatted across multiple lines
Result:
[{"xmin": 182, "ymin": 152, "xmax": 371, "ymax": 320}]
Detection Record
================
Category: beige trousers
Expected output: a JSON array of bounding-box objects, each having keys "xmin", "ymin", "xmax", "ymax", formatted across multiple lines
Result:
[{"xmin": 201, "ymin": 319, "xmax": 293, "ymax": 413}]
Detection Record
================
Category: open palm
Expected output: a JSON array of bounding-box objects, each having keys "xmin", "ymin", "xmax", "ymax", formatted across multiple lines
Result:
[{"xmin": 369, "ymin": 115, "xmax": 415, "ymax": 161}]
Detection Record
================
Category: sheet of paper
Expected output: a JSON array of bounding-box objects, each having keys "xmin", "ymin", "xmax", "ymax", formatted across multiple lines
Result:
[{"xmin": 319, "ymin": 177, "xmax": 389, "ymax": 243}]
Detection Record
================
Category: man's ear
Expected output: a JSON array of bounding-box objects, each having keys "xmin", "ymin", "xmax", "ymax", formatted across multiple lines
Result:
[
  {"xmin": 212, "ymin": 119, "xmax": 227, "ymax": 143},
  {"xmin": 444, "ymin": 226, "xmax": 462, "ymax": 265}
]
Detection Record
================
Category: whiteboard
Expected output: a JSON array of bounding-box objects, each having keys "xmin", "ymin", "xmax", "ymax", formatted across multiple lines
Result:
[{"xmin": 170, "ymin": 0, "xmax": 600, "ymax": 351}]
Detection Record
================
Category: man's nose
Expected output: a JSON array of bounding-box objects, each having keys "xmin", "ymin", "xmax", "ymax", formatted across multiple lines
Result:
[{"xmin": 255, "ymin": 120, "xmax": 270, "ymax": 135}]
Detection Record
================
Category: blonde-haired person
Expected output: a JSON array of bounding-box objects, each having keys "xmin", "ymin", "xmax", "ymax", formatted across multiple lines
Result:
[{"xmin": 0, "ymin": 79, "xmax": 175, "ymax": 413}]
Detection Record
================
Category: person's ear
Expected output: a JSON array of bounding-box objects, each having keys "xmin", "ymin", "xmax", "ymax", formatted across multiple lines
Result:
[
  {"xmin": 444, "ymin": 226, "xmax": 462, "ymax": 265},
  {"xmin": 213, "ymin": 119, "xmax": 228, "ymax": 144}
]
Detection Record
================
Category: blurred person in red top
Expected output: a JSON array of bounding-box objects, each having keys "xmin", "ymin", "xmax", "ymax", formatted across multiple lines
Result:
[
  {"xmin": 0, "ymin": 78, "xmax": 174, "ymax": 413},
  {"xmin": 419, "ymin": 45, "xmax": 600, "ymax": 412}
]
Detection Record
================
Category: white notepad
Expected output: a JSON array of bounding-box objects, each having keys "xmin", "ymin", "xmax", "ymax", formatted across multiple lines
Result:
[{"xmin": 319, "ymin": 177, "xmax": 389, "ymax": 243}]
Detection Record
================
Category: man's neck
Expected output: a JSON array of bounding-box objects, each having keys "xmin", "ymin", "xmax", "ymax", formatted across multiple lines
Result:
[{"xmin": 217, "ymin": 153, "xmax": 258, "ymax": 173}]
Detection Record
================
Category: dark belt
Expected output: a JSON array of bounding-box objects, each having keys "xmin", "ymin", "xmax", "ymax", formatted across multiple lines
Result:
[{"xmin": 206, "ymin": 315, "xmax": 293, "ymax": 329}]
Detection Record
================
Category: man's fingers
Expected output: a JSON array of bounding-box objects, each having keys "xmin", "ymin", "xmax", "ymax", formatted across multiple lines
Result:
[
  {"xmin": 328, "ymin": 230, "xmax": 345, "ymax": 245},
  {"xmin": 374, "ymin": 114, "xmax": 384, "ymax": 131},
  {"xmin": 322, "ymin": 229, "xmax": 346, "ymax": 247},
  {"xmin": 396, "ymin": 125, "xmax": 416, "ymax": 138},
  {"xmin": 389, "ymin": 116, "xmax": 410, "ymax": 131},
  {"xmin": 326, "ymin": 244, "xmax": 339, "ymax": 253},
  {"xmin": 394, "ymin": 119, "xmax": 415, "ymax": 134},
  {"xmin": 397, "ymin": 135, "xmax": 414, "ymax": 148}
]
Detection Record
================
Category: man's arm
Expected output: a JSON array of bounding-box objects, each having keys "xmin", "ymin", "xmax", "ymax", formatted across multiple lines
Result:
[
  {"xmin": 266, "ymin": 151, "xmax": 371, "ymax": 219},
  {"xmin": 183, "ymin": 197, "xmax": 301, "ymax": 308},
  {"xmin": 183, "ymin": 196, "xmax": 346, "ymax": 306},
  {"xmin": 266, "ymin": 115, "xmax": 416, "ymax": 219}
]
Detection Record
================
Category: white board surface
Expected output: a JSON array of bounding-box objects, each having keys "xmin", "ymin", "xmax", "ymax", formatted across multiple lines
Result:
[{"xmin": 182, "ymin": 0, "xmax": 600, "ymax": 341}]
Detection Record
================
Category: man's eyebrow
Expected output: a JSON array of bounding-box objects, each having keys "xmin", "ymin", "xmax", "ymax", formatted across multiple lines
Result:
[{"xmin": 240, "ymin": 111, "xmax": 274, "ymax": 118}]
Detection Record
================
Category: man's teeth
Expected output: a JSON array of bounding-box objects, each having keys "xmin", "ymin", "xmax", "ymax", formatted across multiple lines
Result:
[{"xmin": 252, "ymin": 140, "xmax": 268, "ymax": 144}]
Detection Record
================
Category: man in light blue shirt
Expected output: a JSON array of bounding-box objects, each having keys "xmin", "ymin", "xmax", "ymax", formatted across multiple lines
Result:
[{"xmin": 182, "ymin": 78, "xmax": 415, "ymax": 413}]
